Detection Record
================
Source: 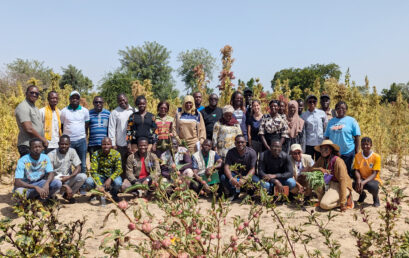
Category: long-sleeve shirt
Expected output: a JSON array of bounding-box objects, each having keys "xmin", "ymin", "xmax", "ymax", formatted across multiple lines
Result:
[
  {"xmin": 108, "ymin": 105, "xmax": 135, "ymax": 147},
  {"xmin": 126, "ymin": 112, "xmax": 157, "ymax": 144},
  {"xmin": 301, "ymin": 109, "xmax": 327, "ymax": 146},
  {"xmin": 160, "ymin": 147, "xmax": 192, "ymax": 178},
  {"xmin": 258, "ymin": 151, "xmax": 293, "ymax": 180},
  {"xmin": 89, "ymin": 149, "xmax": 123, "ymax": 185},
  {"xmin": 125, "ymin": 151, "xmax": 160, "ymax": 183}
]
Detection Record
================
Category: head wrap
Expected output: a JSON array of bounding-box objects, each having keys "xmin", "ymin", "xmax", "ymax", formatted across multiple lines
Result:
[
  {"xmin": 182, "ymin": 95, "xmax": 196, "ymax": 114},
  {"xmin": 220, "ymin": 105, "xmax": 238, "ymax": 126},
  {"xmin": 287, "ymin": 100, "xmax": 304, "ymax": 138},
  {"xmin": 222, "ymin": 105, "xmax": 235, "ymax": 114}
]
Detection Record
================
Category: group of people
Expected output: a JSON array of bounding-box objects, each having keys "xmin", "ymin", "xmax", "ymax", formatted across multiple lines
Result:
[{"xmin": 14, "ymin": 86, "xmax": 381, "ymax": 211}]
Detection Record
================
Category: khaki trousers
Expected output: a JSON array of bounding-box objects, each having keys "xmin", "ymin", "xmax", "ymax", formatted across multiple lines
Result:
[{"xmin": 318, "ymin": 181, "xmax": 351, "ymax": 210}]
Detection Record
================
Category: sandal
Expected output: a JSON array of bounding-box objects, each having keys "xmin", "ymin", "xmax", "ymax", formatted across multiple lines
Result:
[{"xmin": 346, "ymin": 194, "xmax": 354, "ymax": 209}]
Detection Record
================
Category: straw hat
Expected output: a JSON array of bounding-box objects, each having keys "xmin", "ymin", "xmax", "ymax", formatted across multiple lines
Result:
[{"xmin": 314, "ymin": 140, "xmax": 340, "ymax": 153}]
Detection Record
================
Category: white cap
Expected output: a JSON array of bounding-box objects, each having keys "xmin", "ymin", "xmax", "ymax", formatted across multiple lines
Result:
[
  {"xmin": 290, "ymin": 144, "xmax": 302, "ymax": 152},
  {"xmin": 69, "ymin": 90, "xmax": 80, "ymax": 97}
]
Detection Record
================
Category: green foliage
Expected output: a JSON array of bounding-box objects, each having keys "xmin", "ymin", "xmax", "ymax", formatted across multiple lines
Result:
[
  {"xmin": 381, "ymin": 82, "xmax": 409, "ymax": 103},
  {"xmin": 177, "ymin": 48, "xmax": 217, "ymax": 93},
  {"xmin": 303, "ymin": 171, "xmax": 325, "ymax": 190},
  {"xmin": 99, "ymin": 70, "xmax": 134, "ymax": 109},
  {"xmin": 117, "ymin": 41, "xmax": 179, "ymax": 100},
  {"xmin": 271, "ymin": 63, "xmax": 341, "ymax": 97},
  {"xmin": 59, "ymin": 64, "xmax": 93, "ymax": 94}
]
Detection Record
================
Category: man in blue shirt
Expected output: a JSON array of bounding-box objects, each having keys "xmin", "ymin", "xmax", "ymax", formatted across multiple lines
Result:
[
  {"xmin": 14, "ymin": 138, "xmax": 62, "ymax": 199},
  {"xmin": 88, "ymin": 96, "xmax": 110, "ymax": 156},
  {"xmin": 193, "ymin": 92, "xmax": 205, "ymax": 112}
]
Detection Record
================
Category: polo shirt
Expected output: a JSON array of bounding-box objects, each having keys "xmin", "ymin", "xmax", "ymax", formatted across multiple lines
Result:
[
  {"xmin": 200, "ymin": 106, "xmax": 223, "ymax": 139},
  {"xmin": 301, "ymin": 109, "xmax": 327, "ymax": 146},
  {"xmin": 89, "ymin": 109, "xmax": 110, "ymax": 146},
  {"xmin": 15, "ymin": 99, "xmax": 44, "ymax": 147},
  {"xmin": 225, "ymin": 147, "xmax": 257, "ymax": 176},
  {"xmin": 60, "ymin": 105, "xmax": 90, "ymax": 142}
]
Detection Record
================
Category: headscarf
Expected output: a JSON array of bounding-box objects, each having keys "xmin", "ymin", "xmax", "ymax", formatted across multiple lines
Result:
[
  {"xmin": 220, "ymin": 105, "xmax": 238, "ymax": 126},
  {"xmin": 287, "ymin": 100, "xmax": 304, "ymax": 138},
  {"xmin": 182, "ymin": 95, "xmax": 196, "ymax": 115}
]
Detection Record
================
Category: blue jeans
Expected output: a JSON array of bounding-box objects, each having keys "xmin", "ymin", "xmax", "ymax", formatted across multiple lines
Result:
[
  {"xmin": 14, "ymin": 179, "xmax": 62, "ymax": 199},
  {"xmin": 83, "ymin": 175, "xmax": 122, "ymax": 198},
  {"xmin": 221, "ymin": 172, "xmax": 243, "ymax": 196},
  {"xmin": 341, "ymin": 150, "xmax": 355, "ymax": 178},
  {"xmin": 252, "ymin": 175, "xmax": 296, "ymax": 194},
  {"xmin": 71, "ymin": 138, "xmax": 87, "ymax": 173}
]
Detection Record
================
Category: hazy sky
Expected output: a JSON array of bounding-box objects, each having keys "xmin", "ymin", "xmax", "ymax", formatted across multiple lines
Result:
[{"xmin": 1, "ymin": 0, "xmax": 408, "ymax": 94}]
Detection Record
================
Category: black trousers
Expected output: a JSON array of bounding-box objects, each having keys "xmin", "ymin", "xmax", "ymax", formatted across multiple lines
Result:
[
  {"xmin": 305, "ymin": 145, "xmax": 321, "ymax": 161},
  {"xmin": 353, "ymin": 179, "xmax": 379, "ymax": 198}
]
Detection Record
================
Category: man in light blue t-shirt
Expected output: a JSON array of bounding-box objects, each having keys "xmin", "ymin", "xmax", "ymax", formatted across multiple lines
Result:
[{"xmin": 14, "ymin": 138, "xmax": 62, "ymax": 199}]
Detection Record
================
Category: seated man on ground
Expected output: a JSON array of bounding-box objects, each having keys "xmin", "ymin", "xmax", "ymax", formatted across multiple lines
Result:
[
  {"xmin": 83, "ymin": 137, "xmax": 123, "ymax": 202},
  {"xmin": 305, "ymin": 140, "xmax": 353, "ymax": 212},
  {"xmin": 253, "ymin": 140, "xmax": 296, "ymax": 196},
  {"xmin": 353, "ymin": 137, "xmax": 381, "ymax": 207},
  {"xmin": 221, "ymin": 135, "xmax": 257, "ymax": 200},
  {"xmin": 121, "ymin": 137, "xmax": 160, "ymax": 194},
  {"xmin": 48, "ymin": 135, "xmax": 86, "ymax": 203},
  {"xmin": 191, "ymin": 139, "xmax": 223, "ymax": 193},
  {"xmin": 160, "ymin": 137, "xmax": 193, "ymax": 181},
  {"xmin": 289, "ymin": 143, "xmax": 314, "ymax": 196},
  {"xmin": 14, "ymin": 138, "xmax": 62, "ymax": 200}
]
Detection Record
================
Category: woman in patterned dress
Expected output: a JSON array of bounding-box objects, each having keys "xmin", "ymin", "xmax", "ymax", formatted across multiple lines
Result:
[{"xmin": 259, "ymin": 100, "xmax": 289, "ymax": 151}]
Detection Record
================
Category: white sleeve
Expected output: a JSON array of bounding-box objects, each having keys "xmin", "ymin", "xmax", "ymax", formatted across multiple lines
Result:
[
  {"xmin": 39, "ymin": 107, "xmax": 45, "ymax": 123},
  {"xmin": 108, "ymin": 111, "xmax": 117, "ymax": 146}
]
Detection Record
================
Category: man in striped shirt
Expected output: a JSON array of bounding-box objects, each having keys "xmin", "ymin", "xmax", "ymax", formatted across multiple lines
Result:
[{"xmin": 88, "ymin": 96, "xmax": 110, "ymax": 156}]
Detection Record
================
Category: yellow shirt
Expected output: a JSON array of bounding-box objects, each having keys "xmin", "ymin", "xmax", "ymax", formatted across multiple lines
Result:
[{"xmin": 353, "ymin": 151, "xmax": 381, "ymax": 184}]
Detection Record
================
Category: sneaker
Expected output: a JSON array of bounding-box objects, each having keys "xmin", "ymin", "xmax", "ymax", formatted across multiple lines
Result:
[
  {"xmin": 89, "ymin": 195, "xmax": 97, "ymax": 202},
  {"xmin": 357, "ymin": 192, "xmax": 367, "ymax": 203}
]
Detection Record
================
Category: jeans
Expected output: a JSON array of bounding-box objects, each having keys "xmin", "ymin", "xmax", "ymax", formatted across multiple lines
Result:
[
  {"xmin": 71, "ymin": 138, "xmax": 87, "ymax": 173},
  {"xmin": 83, "ymin": 175, "xmax": 122, "ymax": 198},
  {"xmin": 61, "ymin": 174, "xmax": 87, "ymax": 194},
  {"xmin": 353, "ymin": 180, "xmax": 379, "ymax": 199},
  {"xmin": 252, "ymin": 175, "xmax": 296, "ymax": 194},
  {"xmin": 14, "ymin": 179, "xmax": 62, "ymax": 199},
  {"xmin": 341, "ymin": 150, "xmax": 355, "ymax": 178},
  {"xmin": 220, "ymin": 172, "xmax": 240, "ymax": 196}
]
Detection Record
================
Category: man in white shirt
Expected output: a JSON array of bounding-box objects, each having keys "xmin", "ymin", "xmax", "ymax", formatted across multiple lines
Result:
[
  {"xmin": 40, "ymin": 91, "xmax": 61, "ymax": 154},
  {"xmin": 301, "ymin": 95, "xmax": 328, "ymax": 161},
  {"xmin": 108, "ymin": 93, "xmax": 135, "ymax": 174},
  {"xmin": 48, "ymin": 135, "xmax": 86, "ymax": 203},
  {"xmin": 60, "ymin": 90, "xmax": 89, "ymax": 174}
]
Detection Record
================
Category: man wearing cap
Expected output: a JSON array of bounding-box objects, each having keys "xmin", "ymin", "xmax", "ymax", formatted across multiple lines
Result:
[
  {"xmin": 60, "ymin": 90, "xmax": 90, "ymax": 174},
  {"xmin": 201, "ymin": 93, "xmax": 223, "ymax": 140},
  {"xmin": 193, "ymin": 92, "xmax": 205, "ymax": 112},
  {"xmin": 320, "ymin": 94, "xmax": 337, "ymax": 121},
  {"xmin": 301, "ymin": 95, "xmax": 327, "ymax": 161},
  {"xmin": 289, "ymin": 143, "xmax": 314, "ymax": 195}
]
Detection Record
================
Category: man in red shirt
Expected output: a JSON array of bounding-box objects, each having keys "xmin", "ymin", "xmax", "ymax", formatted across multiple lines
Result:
[{"xmin": 121, "ymin": 137, "xmax": 160, "ymax": 194}]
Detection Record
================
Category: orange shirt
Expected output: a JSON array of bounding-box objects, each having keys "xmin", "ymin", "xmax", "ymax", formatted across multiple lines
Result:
[{"xmin": 353, "ymin": 151, "xmax": 382, "ymax": 184}]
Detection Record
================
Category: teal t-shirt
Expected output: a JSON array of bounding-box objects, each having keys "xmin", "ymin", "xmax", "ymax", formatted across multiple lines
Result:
[{"xmin": 324, "ymin": 116, "xmax": 361, "ymax": 155}]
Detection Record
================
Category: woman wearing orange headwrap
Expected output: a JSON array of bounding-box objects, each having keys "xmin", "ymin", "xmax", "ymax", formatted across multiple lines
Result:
[{"xmin": 175, "ymin": 95, "xmax": 206, "ymax": 154}]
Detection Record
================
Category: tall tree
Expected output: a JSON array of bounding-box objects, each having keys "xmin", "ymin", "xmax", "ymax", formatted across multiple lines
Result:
[
  {"xmin": 59, "ymin": 65, "xmax": 93, "ymax": 94},
  {"xmin": 271, "ymin": 63, "xmax": 341, "ymax": 94},
  {"xmin": 177, "ymin": 48, "xmax": 216, "ymax": 93},
  {"xmin": 5, "ymin": 58, "xmax": 53, "ymax": 88},
  {"xmin": 381, "ymin": 82, "xmax": 409, "ymax": 103},
  {"xmin": 118, "ymin": 41, "xmax": 178, "ymax": 100},
  {"xmin": 99, "ymin": 71, "xmax": 134, "ymax": 109}
]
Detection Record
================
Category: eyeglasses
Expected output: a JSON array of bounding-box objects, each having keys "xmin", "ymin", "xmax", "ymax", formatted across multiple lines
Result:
[
  {"xmin": 308, "ymin": 100, "xmax": 317, "ymax": 104},
  {"xmin": 94, "ymin": 101, "xmax": 103, "ymax": 104},
  {"xmin": 29, "ymin": 92, "xmax": 39, "ymax": 96},
  {"xmin": 292, "ymin": 151, "xmax": 302, "ymax": 155}
]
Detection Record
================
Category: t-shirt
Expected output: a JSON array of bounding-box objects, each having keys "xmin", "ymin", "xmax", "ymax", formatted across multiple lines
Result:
[
  {"xmin": 39, "ymin": 107, "xmax": 60, "ymax": 148},
  {"xmin": 353, "ymin": 151, "xmax": 382, "ymax": 184},
  {"xmin": 89, "ymin": 109, "xmax": 110, "ymax": 146},
  {"xmin": 15, "ymin": 154, "xmax": 53, "ymax": 183},
  {"xmin": 201, "ymin": 106, "xmax": 223, "ymax": 140},
  {"xmin": 139, "ymin": 156, "xmax": 148, "ymax": 179},
  {"xmin": 225, "ymin": 147, "xmax": 257, "ymax": 176},
  {"xmin": 60, "ymin": 105, "xmax": 90, "ymax": 142},
  {"xmin": 15, "ymin": 99, "xmax": 44, "ymax": 147},
  {"xmin": 47, "ymin": 148, "xmax": 81, "ymax": 179},
  {"xmin": 324, "ymin": 116, "xmax": 361, "ymax": 155}
]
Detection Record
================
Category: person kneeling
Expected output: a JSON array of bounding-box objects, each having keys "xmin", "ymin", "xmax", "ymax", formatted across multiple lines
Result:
[
  {"xmin": 121, "ymin": 137, "xmax": 160, "ymax": 196},
  {"xmin": 289, "ymin": 144, "xmax": 314, "ymax": 197},
  {"xmin": 353, "ymin": 137, "xmax": 381, "ymax": 207},
  {"xmin": 191, "ymin": 139, "xmax": 223, "ymax": 194},
  {"xmin": 83, "ymin": 137, "xmax": 123, "ymax": 202},
  {"xmin": 14, "ymin": 138, "xmax": 62, "ymax": 200},
  {"xmin": 48, "ymin": 135, "xmax": 86, "ymax": 203},
  {"xmin": 253, "ymin": 140, "xmax": 296, "ymax": 196}
]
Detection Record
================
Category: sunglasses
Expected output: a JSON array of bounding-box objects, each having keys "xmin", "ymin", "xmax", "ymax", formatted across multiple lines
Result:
[
  {"xmin": 94, "ymin": 101, "xmax": 103, "ymax": 104},
  {"xmin": 29, "ymin": 92, "xmax": 39, "ymax": 96}
]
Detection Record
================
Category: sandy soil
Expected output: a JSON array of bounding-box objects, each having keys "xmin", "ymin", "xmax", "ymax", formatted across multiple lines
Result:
[{"xmin": 0, "ymin": 165, "xmax": 408, "ymax": 257}]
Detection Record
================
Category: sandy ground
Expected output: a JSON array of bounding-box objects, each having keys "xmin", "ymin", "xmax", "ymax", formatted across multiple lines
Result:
[{"xmin": 0, "ymin": 164, "xmax": 408, "ymax": 257}]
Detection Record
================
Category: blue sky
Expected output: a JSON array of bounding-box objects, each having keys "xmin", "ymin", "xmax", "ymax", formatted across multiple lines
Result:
[{"xmin": 1, "ymin": 1, "xmax": 408, "ymax": 94}]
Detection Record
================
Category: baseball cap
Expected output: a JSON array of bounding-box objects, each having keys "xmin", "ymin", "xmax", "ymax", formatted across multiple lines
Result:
[{"xmin": 69, "ymin": 90, "xmax": 81, "ymax": 97}]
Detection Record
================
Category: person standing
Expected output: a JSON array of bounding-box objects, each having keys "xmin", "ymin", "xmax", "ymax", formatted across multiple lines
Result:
[
  {"xmin": 193, "ymin": 91, "xmax": 205, "ymax": 112},
  {"xmin": 286, "ymin": 100, "xmax": 305, "ymax": 153},
  {"xmin": 247, "ymin": 100, "xmax": 263, "ymax": 154},
  {"xmin": 108, "ymin": 93, "xmax": 135, "ymax": 173},
  {"xmin": 230, "ymin": 91, "xmax": 248, "ymax": 140},
  {"xmin": 15, "ymin": 85, "xmax": 47, "ymax": 157},
  {"xmin": 60, "ymin": 90, "xmax": 89, "ymax": 174},
  {"xmin": 88, "ymin": 96, "xmax": 110, "ymax": 156},
  {"xmin": 324, "ymin": 101, "xmax": 361, "ymax": 178},
  {"xmin": 243, "ymin": 87, "xmax": 253, "ymax": 122},
  {"xmin": 301, "ymin": 95, "xmax": 327, "ymax": 161},
  {"xmin": 39, "ymin": 91, "xmax": 61, "ymax": 154},
  {"xmin": 201, "ymin": 93, "xmax": 223, "ymax": 140},
  {"xmin": 296, "ymin": 99, "xmax": 304, "ymax": 116},
  {"xmin": 155, "ymin": 101, "xmax": 176, "ymax": 155},
  {"xmin": 212, "ymin": 105, "xmax": 242, "ymax": 159},
  {"xmin": 320, "ymin": 94, "xmax": 336, "ymax": 121},
  {"xmin": 278, "ymin": 100, "xmax": 288, "ymax": 120},
  {"xmin": 259, "ymin": 100, "xmax": 289, "ymax": 151},
  {"xmin": 175, "ymin": 95, "xmax": 206, "ymax": 154}
]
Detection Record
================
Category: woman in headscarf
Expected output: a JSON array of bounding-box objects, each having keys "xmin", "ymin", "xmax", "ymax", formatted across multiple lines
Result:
[
  {"xmin": 212, "ymin": 105, "xmax": 242, "ymax": 160},
  {"xmin": 175, "ymin": 95, "xmax": 206, "ymax": 154},
  {"xmin": 284, "ymin": 100, "xmax": 305, "ymax": 153}
]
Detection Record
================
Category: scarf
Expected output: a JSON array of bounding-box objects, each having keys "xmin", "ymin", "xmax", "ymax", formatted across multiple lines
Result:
[
  {"xmin": 220, "ymin": 116, "xmax": 239, "ymax": 126},
  {"xmin": 44, "ymin": 105, "xmax": 61, "ymax": 141},
  {"xmin": 287, "ymin": 100, "xmax": 304, "ymax": 138},
  {"xmin": 182, "ymin": 95, "xmax": 196, "ymax": 115}
]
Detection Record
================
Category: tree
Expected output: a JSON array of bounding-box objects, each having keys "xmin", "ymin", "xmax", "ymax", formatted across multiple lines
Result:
[
  {"xmin": 271, "ymin": 63, "xmax": 341, "ymax": 95},
  {"xmin": 99, "ymin": 71, "xmax": 134, "ymax": 109},
  {"xmin": 381, "ymin": 82, "xmax": 409, "ymax": 103},
  {"xmin": 118, "ymin": 41, "xmax": 178, "ymax": 100},
  {"xmin": 59, "ymin": 65, "xmax": 93, "ymax": 94},
  {"xmin": 177, "ymin": 48, "xmax": 216, "ymax": 93}
]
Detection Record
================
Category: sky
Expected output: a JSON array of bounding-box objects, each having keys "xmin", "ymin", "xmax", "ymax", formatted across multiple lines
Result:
[{"xmin": 1, "ymin": 0, "xmax": 408, "ymax": 94}]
